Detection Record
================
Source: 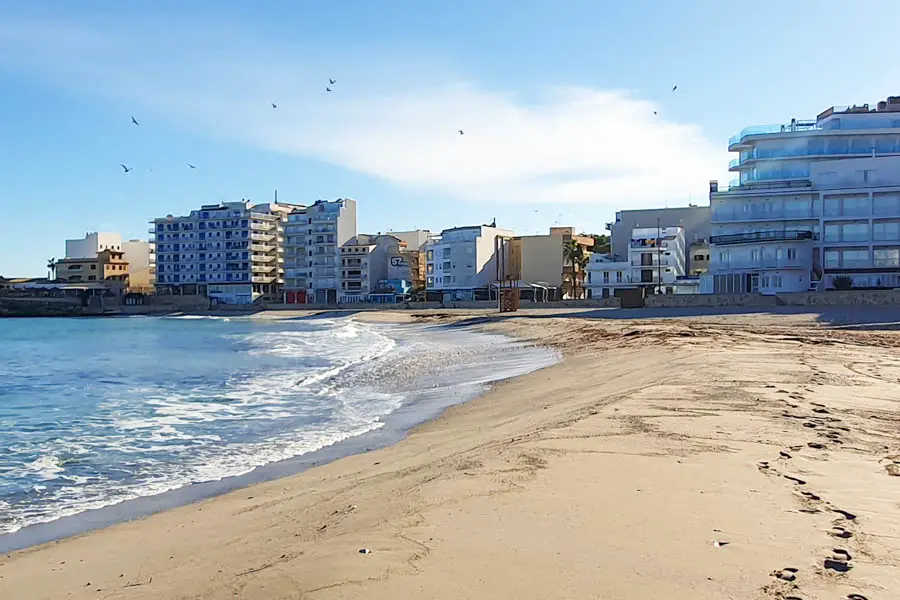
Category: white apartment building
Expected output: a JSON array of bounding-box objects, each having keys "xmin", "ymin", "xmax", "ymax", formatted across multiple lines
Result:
[
  {"xmin": 586, "ymin": 226, "xmax": 686, "ymax": 298},
  {"xmin": 65, "ymin": 232, "xmax": 122, "ymax": 258},
  {"xmin": 338, "ymin": 234, "xmax": 403, "ymax": 302},
  {"xmin": 152, "ymin": 201, "xmax": 292, "ymax": 304},
  {"xmin": 707, "ymin": 95, "xmax": 900, "ymax": 294},
  {"xmin": 283, "ymin": 198, "xmax": 357, "ymax": 304},
  {"xmin": 425, "ymin": 224, "xmax": 514, "ymax": 301}
]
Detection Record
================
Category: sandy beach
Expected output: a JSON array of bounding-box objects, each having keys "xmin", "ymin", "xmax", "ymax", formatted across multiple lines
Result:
[{"xmin": 2, "ymin": 309, "xmax": 900, "ymax": 599}]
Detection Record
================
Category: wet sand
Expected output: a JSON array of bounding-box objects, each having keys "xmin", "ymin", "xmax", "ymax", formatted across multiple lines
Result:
[{"xmin": 2, "ymin": 310, "xmax": 899, "ymax": 599}]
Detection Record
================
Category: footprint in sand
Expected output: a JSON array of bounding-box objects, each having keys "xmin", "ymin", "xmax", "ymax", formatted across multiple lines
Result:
[
  {"xmin": 783, "ymin": 475, "xmax": 807, "ymax": 485},
  {"xmin": 824, "ymin": 558, "xmax": 852, "ymax": 572},
  {"xmin": 830, "ymin": 526, "xmax": 853, "ymax": 539},
  {"xmin": 832, "ymin": 509, "xmax": 857, "ymax": 521},
  {"xmin": 798, "ymin": 490, "xmax": 821, "ymax": 501},
  {"xmin": 807, "ymin": 442, "xmax": 826, "ymax": 450},
  {"xmin": 803, "ymin": 422, "xmax": 819, "ymax": 429},
  {"xmin": 779, "ymin": 450, "xmax": 793, "ymax": 459},
  {"xmin": 831, "ymin": 548, "xmax": 852, "ymax": 561},
  {"xmin": 772, "ymin": 567, "xmax": 799, "ymax": 582},
  {"xmin": 812, "ymin": 407, "xmax": 830, "ymax": 414},
  {"xmin": 847, "ymin": 594, "xmax": 869, "ymax": 600}
]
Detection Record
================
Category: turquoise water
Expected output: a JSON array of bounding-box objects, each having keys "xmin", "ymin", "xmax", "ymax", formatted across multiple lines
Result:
[{"xmin": 0, "ymin": 316, "xmax": 558, "ymax": 536}]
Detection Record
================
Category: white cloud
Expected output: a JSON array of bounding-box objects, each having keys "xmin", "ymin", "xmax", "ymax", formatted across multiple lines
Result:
[{"xmin": 0, "ymin": 19, "xmax": 730, "ymax": 207}]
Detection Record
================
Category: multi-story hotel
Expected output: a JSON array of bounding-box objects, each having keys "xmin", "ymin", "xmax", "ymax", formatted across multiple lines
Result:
[
  {"xmin": 706, "ymin": 95, "xmax": 900, "ymax": 294},
  {"xmin": 283, "ymin": 198, "xmax": 357, "ymax": 304},
  {"xmin": 152, "ymin": 200, "xmax": 297, "ymax": 304}
]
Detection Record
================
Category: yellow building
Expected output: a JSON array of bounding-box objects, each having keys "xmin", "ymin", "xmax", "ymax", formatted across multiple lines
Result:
[{"xmin": 55, "ymin": 249, "xmax": 130, "ymax": 288}]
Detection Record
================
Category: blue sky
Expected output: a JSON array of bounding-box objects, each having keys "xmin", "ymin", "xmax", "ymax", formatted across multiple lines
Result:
[{"xmin": 1, "ymin": 0, "xmax": 898, "ymax": 276}]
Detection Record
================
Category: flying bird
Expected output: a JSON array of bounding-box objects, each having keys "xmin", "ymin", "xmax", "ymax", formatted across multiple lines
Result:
[
  {"xmin": 120, "ymin": 164, "xmax": 132, "ymax": 173},
  {"xmin": 672, "ymin": 85, "xmax": 678, "ymax": 92},
  {"xmin": 654, "ymin": 111, "xmax": 658, "ymax": 115},
  {"xmin": 458, "ymin": 129, "xmax": 464, "ymax": 135},
  {"xmin": 326, "ymin": 87, "xmax": 332, "ymax": 92},
  {"xmin": 329, "ymin": 78, "xmax": 336, "ymax": 85},
  {"xmin": 188, "ymin": 164, "xmax": 196, "ymax": 169},
  {"xmin": 131, "ymin": 116, "xmax": 139, "ymax": 126},
  {"xmin": 271, "ymin": 102, "xmax": 277, "ymax": 109}
]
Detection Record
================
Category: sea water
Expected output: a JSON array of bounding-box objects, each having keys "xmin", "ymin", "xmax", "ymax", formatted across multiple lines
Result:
[{"xmin": 0, "ymin": 315, "xmax": 557, "ymax": 539}]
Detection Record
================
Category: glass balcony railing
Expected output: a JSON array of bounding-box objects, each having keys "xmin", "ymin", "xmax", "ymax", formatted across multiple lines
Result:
[
  {"xmin": 712, "ymin": 208, "xmax": 818, "ymax": 222},
  {"xmin": 728, "ymin": 158, "xmax": 740, "ymax": 169},
  {"xmin": 728, "ymin": 122, "xmax": 821, "ymax": 147}
]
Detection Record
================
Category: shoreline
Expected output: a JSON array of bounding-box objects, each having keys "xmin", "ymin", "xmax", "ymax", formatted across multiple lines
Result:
[
  {"xmin": 0, "ymin": 314, "xmax": 557, "ymax": 554},
  {"xmin": 3, "ymin": 311, "xmax": 900, "ymax": 599}
]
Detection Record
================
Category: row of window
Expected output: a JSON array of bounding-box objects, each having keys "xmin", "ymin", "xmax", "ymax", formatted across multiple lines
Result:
[
  {"xmin": 156, "ymin": 219, "xmax": 250, "ymax": 232},
  {"xmin": 157, "ymin": 273, "xmax": 253, "ymax": 283},
  {"xmin": 426, "ymin": 275, "xmax": 474, "ymax": 287},
  {"xmin": 157, "ymin": 263, "xmax": 251, "ymax": 273},
  {"xmin": 824, "ymin": 247, "xmax": 900, "ymax": 269},
  {"xmin": 714, "ymin": 194, "xmax": 900, "ymax": 221}
]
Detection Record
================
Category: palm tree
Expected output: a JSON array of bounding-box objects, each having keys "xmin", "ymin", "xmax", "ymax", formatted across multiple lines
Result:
[
  {"xmin": 46, "ymin": 258, "xmax": 57, "ymax": 281},
  {"xmin": 562, "ymin": 240, "xmax": 586, "ymax": 299}
]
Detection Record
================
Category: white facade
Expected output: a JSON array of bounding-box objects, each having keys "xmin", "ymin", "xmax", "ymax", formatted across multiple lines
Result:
[
  {"xmin": 708, "ymin": 96, "xmax": 900, "ymax": 294},
  {"xmin": 586, "ymin": 226, "xmax": 686, "ymax": 298},
  {"xmin": 65, "ymin": 232, "xmax": 122, "ymax": 259},
  {"xmin": 425, "ymin": 225, "xmax": 514, "ymax": 299},
  {"xmin": 152, "ymin": 201, "xmax": 290, "ymax": 304},
  {"xmin": 283, "ymin": 198, "xmax": 357, "ymax": 304}
]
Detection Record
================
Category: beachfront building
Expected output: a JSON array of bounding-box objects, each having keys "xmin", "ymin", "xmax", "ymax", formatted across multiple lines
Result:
[
  {"xmin": 62, "ymin": 231, "xmax": 155, "ymax": 292},
  {"xmin": 283, "ymin": 198, "xmax": 357, "ymax": 304},
  {"xmin": 586, "ymin": 226, "xmax": 687, "ymax": 298},
  {"xmin": 425, "ymin": 223, "xmax": 514, "ymax": 301},
  {"xmin": 152, "ymin": 200, "xmax": 296, "ymax": 305},
  {"xmin": 512, "ymin": 227, "xmax": 594, "ymax": 300},
  {"xmin": 706, "ymin": 95, "xmax": 900, "ymax": 294},
  {"xmin": 55, "ymin": 248, "xmax": 130, "ymax": 295},
  {"xmin": 338, "ymin": 234, "xmax": 404, "ymax": 302},
  {"xmin": 607, "ymin": 206, "xmax": 709, "ymax": 275}
]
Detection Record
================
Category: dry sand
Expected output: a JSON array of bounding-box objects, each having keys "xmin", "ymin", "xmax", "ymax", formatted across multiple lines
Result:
[{"xmin": 2, "ymin": 310, "xmax": 900, "ymax": 599}]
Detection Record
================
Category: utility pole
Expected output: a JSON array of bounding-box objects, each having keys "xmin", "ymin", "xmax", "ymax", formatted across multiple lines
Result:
[{"xmin": 657, "ymin": 217, "xmax": 662, "ymax": 295}]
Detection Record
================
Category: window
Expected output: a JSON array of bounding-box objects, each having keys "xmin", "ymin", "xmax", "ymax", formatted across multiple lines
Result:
[
  {"xmin": 426, "ymin": 264, "xmax": 434, "ymax": 274},
  {"xmin": 426, "ymin": 250, "xmax": 433, "ymax": 260},
  {"xmin": 751, "ymin": 249, "xmax": 760, "ymax": 262},
  {"xmin": 842, "ymin": 223, "xmax": 868, "ymax": 242},
  {"xmin": 88, "ymin": 275, "xmax": 96, "ymax": 281},
  {"xmin": 442, "ymin": 261, "xmax": 451, "ymax": 270},
  {"xmin": 442, "ymin": 247, "xmax": 452, "ymax": 258},
  {"xmin": 616, "ymin": 271, "xmax": 623, "ymax": 283},
  {"xmin": 856, "ymin": 170, "xmax": 875, "ymax": 185},
  {"xmin": 824, "ymin": 250, "xmax": 841, "ymax": 268},
  {"xmin": 873, "ymin": 221, "xmax": 900, "ymax": 241},
  {"xmin": 843, "ymin": 195, "xmax": 869, "ymax": 216},
  {"xmin": 776, "ymin": 248, "xmax": 784, "ymax": 260},
  {"xmin": 603, "ymin": 272, "xmax": 610, "ymax": 283},
  {"xmin": 842, "ymin": 248, "xmax": 869, "ymax": 268},
  {"xmin": 824, "ymin": 224, "xmax": 841, "ymax": 242},
  {"xmin": 693, "ymin": 254, "xmax": 704, "ymax": 261},
  {"xmin": 873, "ymin": 194, "xmax": 900, "ymax": 216},
  {"xmin": 773, "ymin": 275, "xmax": 783, "ymax": 288},
  {"xmin": 824, "ymin": 197, "xmax": 841, "ymax": 217},
  {"xmin": 874, "ymin": 248, "xmax": 900, "ymax": 268},
  {"xmin": 787, "ymin": 248, "xmax": 797, "ymax": 260},
  {"xmin": 90, "ymin": 264, "xmax": 97, "ymax": 270}
]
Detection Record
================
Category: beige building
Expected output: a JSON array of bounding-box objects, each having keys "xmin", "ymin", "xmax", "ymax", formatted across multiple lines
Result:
[
  {"xmin": 121, "ymin": 240, "xmax": 155, "ymax": 291},
  {"xmin": 55, "ymin": 249, "xmax": 130, "ymax": 292},
  {"xmin": 514, "ymin": 227, "xmax": 594, "ymax": 299}
]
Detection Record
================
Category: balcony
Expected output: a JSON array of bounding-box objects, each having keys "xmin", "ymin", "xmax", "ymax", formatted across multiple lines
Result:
[
  {"xmin": 251, "ymin": 275, "xmax": 275, "ymax": 283},
  {"xmin": 250, "ymin": 243, "xmax": 274, "ymax": 252},
  {"xmin": 710, "ymin": 230, "xmax": 816, "ymax": 246},
  {"xmin": 716, "ymin": 257, "xmax": 809, "ymax": 270},
  {"xmin": 728, "ymin": 122, "xmax": 821, "ymax": 149},
  {"xmin": 251, "ymin": 232, "xmax": 275, "ymax": 242},
  {"xmin": 712, "ymin": 208, "xmax": 818, "ymax": 223},
  {"xmin": 252, "ymin": 265, "xmax": 276, "ymax": 273},
  {"xmin": 252, "ymin": 253, "xmax": 275, "ymax": 262},
  {"xmin": 250, "ymin": 222, "xmax": 275, "ymax": 231}
]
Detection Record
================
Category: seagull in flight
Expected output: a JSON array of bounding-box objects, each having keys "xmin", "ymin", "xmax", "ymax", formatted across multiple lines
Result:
[
  {"xmin": 326, "ymin": 87, "xmax": 332, "ymax": 92},
  {"xmin": 654, "ymin": 111, "xmax": 658, "ymax": 115},
  {"xmin": 672, "ymin": 85, "xmax": 678, "ymax": 92},
  {"xmin": 271, "ymin": 102, "xmax": 277, "ymax": 109},
  {"xmin": 120, "ymin": 164, "xmax": 133, "ymax": 173},
  {"xmin": 131, "ymin": 116, "xmax": 140, "ymax": 126},
  {"xmin": 458, "ymin": 129, "xmax": 464, "ymax": 135},
  {"xmin": 329, "ymin": 78, "xmax": 336, "ymax": 85},
  {"xmin": 188, "ymin": 163, "xmax": 196, "ymax": 169}
]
